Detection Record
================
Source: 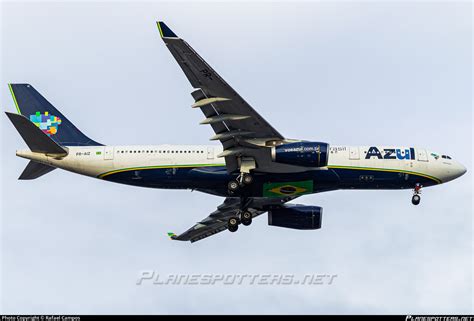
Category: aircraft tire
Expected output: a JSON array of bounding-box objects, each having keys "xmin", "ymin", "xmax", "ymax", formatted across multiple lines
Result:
[
  {"xmin": 412, "ymin": 194, "xmax": 421, "ymax": 205},
  {"xmin": 242, "ymin": 174, "xmax": 253, "ymax": 185},
  {"xmin": 228, "ymin": 217, "xmax": 239, "ymax": 232},
  {"xmin": 228, "ymin": 180, "xmax": 240, "ymax": 192},
  {"xmin": 241, "ymin": 211, "xmax": 252, "ymax": 226}
]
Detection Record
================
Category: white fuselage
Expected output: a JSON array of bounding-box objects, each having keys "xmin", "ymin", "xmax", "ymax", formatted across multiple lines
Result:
[{"xmin": 16, "ymin": 145, "xmax": 466, "ymax": 186}]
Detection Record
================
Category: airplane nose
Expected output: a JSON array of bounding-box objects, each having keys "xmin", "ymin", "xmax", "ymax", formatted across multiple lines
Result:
[
  {"xmin": 454, "ymin": 163, "xmax": 467, "ymax": 178},
  {"xmin": 440, "ymin": 162, "xmax": 467, "ymax": 183}
]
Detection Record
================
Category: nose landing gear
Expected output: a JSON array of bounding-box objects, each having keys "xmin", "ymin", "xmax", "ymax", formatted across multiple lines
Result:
[{"xmin": 412, "ymin": 183, "xmax": 422, "ymax": 205}]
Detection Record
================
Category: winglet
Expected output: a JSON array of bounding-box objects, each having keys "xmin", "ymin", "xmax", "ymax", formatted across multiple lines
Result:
[
  {"xmin": 8, "ymin": 83, "xmax": 21, "ymax": 114},
  {"xmin": 167, "ymin": 232, "xmax": 177, "ymax": 240},
  {"xmin": 156, "ymin": 21, "xmax": 177, "ymax": 38}
]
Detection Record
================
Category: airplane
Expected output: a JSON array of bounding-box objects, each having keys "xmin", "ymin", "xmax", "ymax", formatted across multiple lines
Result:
[{"xmin": 5, "ymin": 21, "xmax": 467, "ymax": 243}]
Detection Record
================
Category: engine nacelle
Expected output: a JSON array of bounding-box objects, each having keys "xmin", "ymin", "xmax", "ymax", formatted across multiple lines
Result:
[
  {"xmin": 271, "ymin": 142, "xmax": 329, "ymax": 167},
  {"xmin": 268, "ymin": 205, "xmax": 323, "ymax": 230}
]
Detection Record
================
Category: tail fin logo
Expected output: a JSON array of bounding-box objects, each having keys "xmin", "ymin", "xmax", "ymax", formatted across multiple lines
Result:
[{"xmin": 29, "ymin": 111, "xmax": 62, "ymax": 136}]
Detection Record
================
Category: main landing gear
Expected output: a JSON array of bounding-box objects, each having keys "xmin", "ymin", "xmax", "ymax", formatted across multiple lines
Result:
[
  {"xmin": 227, "ymin": 210, "xmax": 253, "ymax": 233},
  {"xmin": 227, "ymin": 197, "xmax": 253, "ymax": 233},
  {"xmin": 227, "ymin": 158, "xmax": 256, "ymax": 232},
  {"xmin": 227, "ymin": 173, "xmax": 253, "ymax": 195},
  {"xmin": 412, "ymin": 183, "xmax": 422, "ymax": 205}
]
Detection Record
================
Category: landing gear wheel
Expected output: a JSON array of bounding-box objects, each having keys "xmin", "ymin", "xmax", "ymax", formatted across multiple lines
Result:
[
  {"xmin": 242, "ymin": 174, "xmax": 253, "ymax": 185},
  {"xmin": 228, "ymin": 217, "xmax": 239, "ymax": 232},
  {"xmin": 228, "ymin": 180, "xmax": 240, "ymax": 193},
  {"xmin": 412, "ymin": 194, "xmax": 421, "ymax": 205},
  {"xmin": 241, "ymin": 211, "xmax": 252, "ymax": 226}
]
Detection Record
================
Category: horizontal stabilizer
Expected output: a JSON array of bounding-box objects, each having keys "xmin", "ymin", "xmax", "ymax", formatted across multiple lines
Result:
[
  {"xmin": 19, "ymin": 161, "xmax": 56, "ymax": 180},
  {"xmin": 5, "ymin": 112, "xmax": 67, "ymax": 155}
]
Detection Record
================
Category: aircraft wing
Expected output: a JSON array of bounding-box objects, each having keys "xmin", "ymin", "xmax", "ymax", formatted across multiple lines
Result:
[
  {"xmin": 168, "ymin": 196, "xmax": 295, "ymax": 243},
  {"xmin": 157, "ymin": 21, "xmax": 285, "ymax": 173}
]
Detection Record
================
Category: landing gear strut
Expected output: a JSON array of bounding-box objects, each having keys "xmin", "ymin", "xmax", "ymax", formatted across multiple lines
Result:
[
  {"xmin": 412, "ymin": 183, "xmax": 422, "ymax": 205},
  {"xmin": 227, "ymin": 157, "xmax": 256, "ymax": 195}
]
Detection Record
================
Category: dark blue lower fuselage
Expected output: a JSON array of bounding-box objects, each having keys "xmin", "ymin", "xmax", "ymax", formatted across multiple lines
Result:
[{"xmin": 100, "ymin": 165, "xmax": 439, "ymax": 197}]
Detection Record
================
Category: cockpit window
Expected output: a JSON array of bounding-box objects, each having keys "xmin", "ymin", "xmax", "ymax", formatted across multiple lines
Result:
[{"xmin": 441, "ymin": 155, "xmax": 452, "ymax": 160}]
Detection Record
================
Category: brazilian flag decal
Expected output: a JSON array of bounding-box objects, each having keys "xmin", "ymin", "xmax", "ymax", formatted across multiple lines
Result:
[{"xmin": 263, "ymin": 180, "xmax": 314, "ymax": 197}]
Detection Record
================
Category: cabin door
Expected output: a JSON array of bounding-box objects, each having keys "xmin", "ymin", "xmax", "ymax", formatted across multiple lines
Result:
[
  {"xmin": 349, "ymin": 146, "xmax": 360, "ymax": 160},
  {"xmin": 207, "ymin": 146, "xmax": 214, "ymax": 160},
  {"xmin": 104, "ymin": 146, "xmax": 114, "ymax": 160},
  {"xmin": 417, "ymin": 149, "xmax": 428, "ymax": 162}
]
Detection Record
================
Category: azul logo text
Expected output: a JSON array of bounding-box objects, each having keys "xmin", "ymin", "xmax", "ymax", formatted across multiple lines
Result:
[{"xmin": 365, "ymin": 147, "xmax": 416, "ymax": 160}]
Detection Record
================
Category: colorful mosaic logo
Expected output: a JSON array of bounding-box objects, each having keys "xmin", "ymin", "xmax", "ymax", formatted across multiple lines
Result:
[{"xmin": 30, "ymin": 111, "xmax": 62, "ymax": 136}]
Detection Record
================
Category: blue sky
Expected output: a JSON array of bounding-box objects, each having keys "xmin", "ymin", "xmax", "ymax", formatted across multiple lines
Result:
[{"xmin": 1, "ymin": 1, "xmax": 472, "ymax": 314}]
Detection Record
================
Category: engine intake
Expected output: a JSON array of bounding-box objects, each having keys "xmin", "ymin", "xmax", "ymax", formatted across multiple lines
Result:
[
  {"xmin": 268, "ymin": 205, "xmax": 323, "ymax": 230},
  {"xmin": 272, "ymin": 142, "xmax": 329, "ymax": 167}
]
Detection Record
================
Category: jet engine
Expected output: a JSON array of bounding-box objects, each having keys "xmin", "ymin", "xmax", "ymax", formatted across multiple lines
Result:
[
  {"xmin": 271, "ymin": 142, "xmax": 329, "ymax": 167},
  {"xmin": 268, "ymin": 205, "xmax": 323, "ymax": 230}
]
